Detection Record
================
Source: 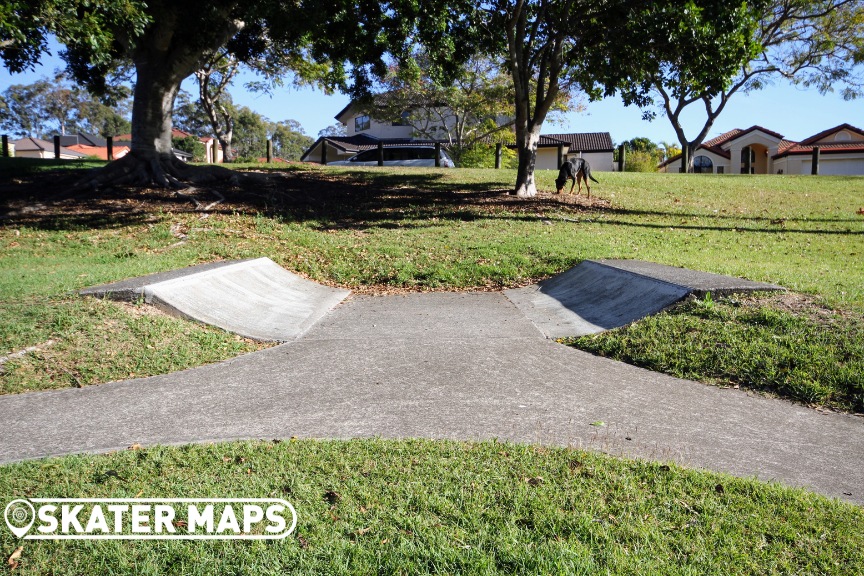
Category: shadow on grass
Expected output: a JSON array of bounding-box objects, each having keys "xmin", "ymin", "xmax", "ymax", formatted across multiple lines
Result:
[{"xmin": 2, "ymin": 166, "xmax": 861, "ymax": 237}]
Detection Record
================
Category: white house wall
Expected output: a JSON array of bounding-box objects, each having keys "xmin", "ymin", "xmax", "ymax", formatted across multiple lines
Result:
[
  {"xmin": 746, "ymin": 154, "xmax": 863, "ymax": 175},
  {"xmin": 346, "ymin": 115, "xmax": 413, "ymax": 139},
  {"xmin": 580, "ymin": 152, "xmax": 614, "ymax": 172},
  {"xmin": 817, "ymin": 155, "xmax": 864, "ymax": 175},
  {"xmin": 536, "ymin": 150, "xmax": 614, "ymax": 171}
]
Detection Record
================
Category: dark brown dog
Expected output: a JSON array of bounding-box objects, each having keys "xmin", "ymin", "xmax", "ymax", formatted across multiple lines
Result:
[{"xmin": 555, "ymin": 157, "xmax": 599, "ymax": 197}]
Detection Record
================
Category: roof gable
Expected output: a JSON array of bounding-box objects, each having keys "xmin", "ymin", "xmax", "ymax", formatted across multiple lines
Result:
[{"xmin": 799, "ymin": 123, "xmax": 864, "ymax": 145}]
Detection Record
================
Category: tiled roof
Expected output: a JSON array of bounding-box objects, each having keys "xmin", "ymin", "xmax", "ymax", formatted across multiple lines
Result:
[
  {"xmin": 66, "ymin": 144, "xmax": 130, "ymax": 160},
  {"xmin": 733, "ymin": 125, "xmax": 785, "ymax": 141},
  {"xmin": 58, "ymin": 133, "xmax": 107, "ymax": 147},
  {"xmin": 113, "ymin": 130, "xmax": 214, "ymax": 143},
  {"xmin": 542, "ymin": 132, "xmax": 614, "ymax": 152}
]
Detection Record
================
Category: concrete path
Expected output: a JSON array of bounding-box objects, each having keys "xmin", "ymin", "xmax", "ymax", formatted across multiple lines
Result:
[{"xmin": 1, "ymin": 291, "xmax": 862, "ymax": 504}]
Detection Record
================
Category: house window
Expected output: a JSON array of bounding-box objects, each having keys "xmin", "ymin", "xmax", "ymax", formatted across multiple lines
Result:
[
  {"xmin": 693, "ymin": 155, "xmax": 713, "ymax": 173},
  {"xmin": 354, "ymin": 115, "xmax": 371, "ymax": 132},
  {"xmin": 392, "ymin": 111, "xmax": 411, "ymax": 127}
]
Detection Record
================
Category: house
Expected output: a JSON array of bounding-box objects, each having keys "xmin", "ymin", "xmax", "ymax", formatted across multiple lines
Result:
[
  {"xmin": 65, "ymin": 143, "xmax": 130, "ymax": 160},
  {"xmin": 57, "ymin": 133, "xmax": 130, "ymax": 160},
  {"xmin": 169, "ymin": 128, "xmax": 223, "ymax": 163},
  {"xmin": 113, "ymin": 129, "xmax": 223, "ymax": 163},
  {"xmin": 10, "ymin": 137, "xmax": 88, "ymax": 160},
  {"xmin": 659, "ymin": 124, "xmax": 864, "ymax": 175},
  {"xmin": 301, "ymin": 101, "xmax": 615, "ymax": 171},
  {"xmin": 524, "ymin": 133, "xmax": 615, "ymax": 171}
]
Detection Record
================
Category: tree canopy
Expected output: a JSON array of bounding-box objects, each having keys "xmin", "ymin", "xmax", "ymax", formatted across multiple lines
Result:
[
  {"xmin": 0, "ymin": 73, "xmax": 131, "ymax": 138},
  {"xmin": 469, "ymin": 0, "xmax": 767, "ymax": 196},
  {"xmin": 1, "ymin": 0, "xmax": 471, "ymax": 187},
  {"xmin": 627, "ymin": 0, "xmax": 864, "ymax": 171}
]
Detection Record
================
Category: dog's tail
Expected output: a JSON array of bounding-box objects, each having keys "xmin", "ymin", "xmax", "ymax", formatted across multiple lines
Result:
[{"xmin": 583, "ymin": 164, "xmax": 599, "ymax": 183}]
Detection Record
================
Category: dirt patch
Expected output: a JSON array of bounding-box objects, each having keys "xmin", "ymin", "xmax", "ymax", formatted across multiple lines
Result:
[{"xmin": 733, "ymin": 292, "xmax": 862, "ymax": 325}]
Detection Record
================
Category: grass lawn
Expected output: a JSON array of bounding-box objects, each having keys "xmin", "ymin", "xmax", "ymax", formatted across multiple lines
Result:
[
  {"xmin": 2, "ymin": 440, "xmax": 863, "ymax": 575},
  {"xmin": 1, "ymin": 161, "xmax": 863, "ymax": 572}
]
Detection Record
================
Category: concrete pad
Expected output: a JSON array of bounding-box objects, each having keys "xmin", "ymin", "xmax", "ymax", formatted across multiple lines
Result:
[
  {"xmin": 505, "ymin": 260, "xmax": 784, "ymax": 339},
  {"xmin": 82, "ymin": 258, "xmax": 350, "ymax": 341},
  {"xmin": 303, "ymin": 292, "xmax": 542, "ymax": 341},
  {"xmin": 596, "ymin": 259, "xmax": 784, "ymax": 297}
]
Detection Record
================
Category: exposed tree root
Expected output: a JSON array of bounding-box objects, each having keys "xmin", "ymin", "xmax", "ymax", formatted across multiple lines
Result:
[{"xmin": 72, "ymin": 151, "xmax": 241, "ymax": 192}]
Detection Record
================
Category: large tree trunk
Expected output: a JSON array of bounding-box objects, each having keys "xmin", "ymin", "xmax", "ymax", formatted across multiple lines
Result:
[
  {"xmin": 76, "ymin": 11, "xmax": 243, "ymax": 190},
  {"xmin": 513, "ymin": 123, "xmax": 541, "ymax": 197}
]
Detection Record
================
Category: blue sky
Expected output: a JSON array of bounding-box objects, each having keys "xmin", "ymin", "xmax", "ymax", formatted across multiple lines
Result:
[{"xmin": 2, "ymin": 42, "xmax": 862, "ymax": 146}]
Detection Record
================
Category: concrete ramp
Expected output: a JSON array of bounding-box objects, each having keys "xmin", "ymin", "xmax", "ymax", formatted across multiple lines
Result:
[
  {"xmin": 82, "ymin": 258, "xmax": 350, "ymax": 341},
  {"xmin": 506, "ymin": 260, "xmax": 782, "ymax": 338}
]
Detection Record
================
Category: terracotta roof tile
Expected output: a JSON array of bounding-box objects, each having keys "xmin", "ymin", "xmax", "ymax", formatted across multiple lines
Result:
[{"xmin": 542, "ymin": 132, "xmax": 614, "ymax": 152}]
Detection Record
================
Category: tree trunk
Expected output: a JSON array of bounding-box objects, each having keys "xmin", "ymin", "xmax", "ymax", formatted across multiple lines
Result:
[
  {"xmin": 75, "ymin": 11, "xmax": 243, "ymax": 190},
  {"xmin": 513, "ymin": 123, "xmax": 541, "ymax": 197}
]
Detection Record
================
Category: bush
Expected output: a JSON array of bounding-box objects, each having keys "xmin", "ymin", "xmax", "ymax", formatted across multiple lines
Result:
[
  {"xmin": 623, "ymin": 150, "xmax": 662, "ymax": 172},
  {"xmin": 454, "ymin": 143, "xmax": 519, "ymax": 169}
]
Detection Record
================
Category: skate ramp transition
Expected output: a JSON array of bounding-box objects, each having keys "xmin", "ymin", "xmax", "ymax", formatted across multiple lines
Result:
[
  {"xmin": 81, "ymin": 258, "xmax": 350, "ymax": 341},
  {"xmin": 505, "ymin": 260, "xmax": 783, "ymax": 338},
  {"xmin": 82, "ymin": 257, "xmax": 781, "ymax": 342}
]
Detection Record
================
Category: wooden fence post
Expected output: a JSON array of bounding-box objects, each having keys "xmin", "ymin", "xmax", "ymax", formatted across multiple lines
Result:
[
  {"xmin": 435, "ymin": 142, "xmax": 441, "ymax": 167},
  {"xmin": 811, "ymin": 146, "xmax": 820, "ymax": 175},
  {"xmin": 106, "ymin": 136, "xmax": 113, "ymax": 161},
  {"xmin": 618, "ymin": 144, "xmax": 626, "ymax": 172},
  {"xmin": 321, "ymin": 141, "xmax": 328, "ymax": 165},
  {"xmin": 495, "ymin": 143, "xmax": 502, "ymax": 169},
  {"xmin": 557, "ymin": 144, "xmax": 564, "ymax": 169},
  {"xmin": 377, "ymin": 142, "xmax": 384, "ymax": 166},
  {"xmin": 53, "ymin": 135, "xmax": 61, "ymax": 159},
  {"xmin": 266, "ymin": 139, "xmax": 273, "ymax": 163},
  {"xmin": 1, "ymin": 135, "xmax": 8, "ymax": 158}
]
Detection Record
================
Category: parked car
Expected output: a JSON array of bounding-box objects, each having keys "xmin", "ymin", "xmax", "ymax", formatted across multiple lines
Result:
[{"xmin": 329, "ymin": 146, "xmax": 455, "ymax": 167}]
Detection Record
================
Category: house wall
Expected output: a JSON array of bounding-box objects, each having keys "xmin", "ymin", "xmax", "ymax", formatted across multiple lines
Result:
[
  {"xmin": 15, "ymin": 149, "xmax": 83, "ymax": 160},
  {"xmin": 661, "ymin": 149, "xmax": 729, "ymax": 173},
  {"xmin": 13, "ymin": 150, "xmax": 50, "ymax": 159},
  {"xmin": 778, "ymin": 154, "xmax": 864, "ymax": 175},
  {"xmin": 536, "ymin": 150, "xmax": 614, "ymax": 171},
  {"xmin": 346, "ymin": 115, "xmax": 414, "ymax": 139},
  {"xmin": 579, "ymin": 151, "xmax": 614, "ymax": 172}
]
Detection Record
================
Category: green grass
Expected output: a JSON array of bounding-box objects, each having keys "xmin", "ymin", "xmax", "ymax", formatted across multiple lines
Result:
[
  {"xmin": 0, "ymin": 297, "xmax": 268, "ymax": 394},
  {"xmin": 562, "ymin": 293, "xmax": 864, "ymax": 413},
  {"xmin": 0, "ymin": 156, "xmax": 106, "ymax": 179},
  {"xmin": 2, "ymin": 439, "xmax": 863, "ymax": 575}
]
